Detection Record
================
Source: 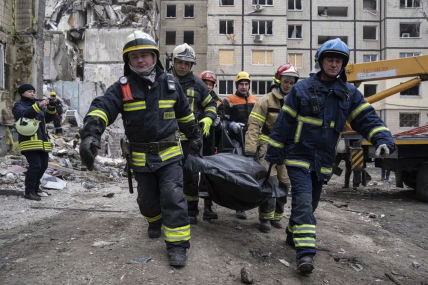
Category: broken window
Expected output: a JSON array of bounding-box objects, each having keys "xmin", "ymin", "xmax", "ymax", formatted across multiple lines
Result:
[
  {"xmin": 184, "ymin": 4, "xmax": 194, "ymax": 18},
  {"xmin": 363, "ymin": 26, "xmax": 377, "ymax": 40},
  {"xmin": 219, "ymin": 20, "xmax": 234, "ymax": 35},
  {"xmin": 166, "ymin": 5, "xmax": 176, "ymax": 18},
  {"xmin": 183, "ymin": 31, "xmax": 194, "ymax": 45},
  {"xmin": 288, "ymin": 0, "xmax": 302, "ymax": 10},
  {"xmin": 400, "ymin": 52, "xmax": 420, "ymax": 58},
  {"xmin": 288, "ymin": 25, "xmax": 302, "ymax": 39},
  {"xmin": 219, "ymin": 50, "xmax": 235, "ymax": 65},
  {"xmin": 252, "ymin": 51, "xmax": 273, "ymax": 65},
  {"xmin": 400, "ymin": 113, "xmax": 420, "ymax": 128},
  {"xmin": 363, "ymin": 0, "xmax": 378, "ymax": 12},
  {"xmin": 219, "ymin": 80, "xmax": 234, "ymax": 95},
  {"xmin": 288, "ymin": 53, "xmax": 303, "ymax": 68},
  {"xmin": 252, "ymin": 81, "xmax": 270, "ymax": 95},
  {"xmin": 220, "ymin": 0, "xmax": 234, "ymax": 6},
  {"xmin": 400, "ymin": 0, "xmax": 421, "ymax": 8},
  {"xmin": 400, "ymin": 84, "xmax": 421, "ymax": 96},
  {"xmin": 165, "ymin": 31, "xmax": 176, "ymax": 45},
  {"xmin": 364, "ymin": 84, "xmax": 377, "ymax": 98},
  {"xmin": 0, "ymin": 44, "xmax": 4, "ymax": 89},
  {"xmin": 400, "ymin": 23, "xmax": 420, "ymax": 38},
  {"xmin": 363, "ymin": 55, "xmax": 378, "ymax": 62},
  {"xmin": 318, "ymin": 7, "xmax": 348, "ymax": 17},
  {"xmin": 252, "ymin": 0, "xmax": 273, "ymax": 5},
  {"xmin": 318, "ymin": 36, "xmax": 348, "ymax": 45},
  {"xmin": 252, "ymin": 21, "xmax": 273, "ymax": 35}
]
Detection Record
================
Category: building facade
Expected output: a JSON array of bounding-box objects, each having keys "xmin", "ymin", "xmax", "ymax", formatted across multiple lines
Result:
[{"xmin": 159, "ymin": 0, "xmax": 208, "ymax": 75}]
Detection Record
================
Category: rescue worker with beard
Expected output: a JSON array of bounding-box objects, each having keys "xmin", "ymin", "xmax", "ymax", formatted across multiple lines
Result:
[
  {"xmin": 265, "ymin": 38, "xmax": 395, "ymax": 273},
  {"xmin": 171, "ymin": 44, "xmax": 217, "ymax": 224},
  {"xmin": 223, "ymin": 71, "xmax": 258, "ymax": 220},
  {"xmin": 13, "ymin": 84, "xmax": 56, "ymax": 200},
  {"xmin": 79, "ymin": 32, "xmax": 201, "ymax": 267},
  {"xmin": 245, "ymin": 64, "xmax": 299, "ymax": 233}
]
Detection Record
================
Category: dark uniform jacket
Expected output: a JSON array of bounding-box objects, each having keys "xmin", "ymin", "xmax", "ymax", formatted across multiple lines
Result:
[
  {"xmin": 84, "ymin": 66, "xmax": 197, "ymax": 173},
  {"xmin": 266, "ymin": 72, "xmax": 395, "ymax": 180},
  {"xmin": 222, "ymin": 92, "xmax": 258, "ymax": 131},
  {"xmin": 12, "ymin": 97, "xmax": 56, "ymax": 153}
]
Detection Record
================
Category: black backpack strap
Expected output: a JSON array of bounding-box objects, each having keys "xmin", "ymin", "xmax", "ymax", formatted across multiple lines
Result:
[{"xmin": 166, "ymin": 73, "xmax": 176, "ymax": 92}]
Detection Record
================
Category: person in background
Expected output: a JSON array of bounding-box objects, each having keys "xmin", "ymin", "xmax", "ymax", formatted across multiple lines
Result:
[{"xmin": 50, "ymin": 92, "xmax": 64, "ymax": 134}]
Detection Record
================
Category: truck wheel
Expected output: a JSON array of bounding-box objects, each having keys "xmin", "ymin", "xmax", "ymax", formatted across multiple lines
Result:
[
  {"xmin": 416, "ymin": 165, "xmax": 428, "ymax": 202},
  {"xmin": 402, "ymin": 170, "xmax": 417, "ymax": 189}
]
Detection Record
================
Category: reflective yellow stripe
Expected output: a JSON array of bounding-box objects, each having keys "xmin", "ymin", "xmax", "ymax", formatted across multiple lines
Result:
[
  {"xmin": 73, "ymin": 138, "xmax": 78, "ymax": 142},
  {"xmin": 258, "ymin": 210, "xmax": 274, "ymax": 220},
  {"xmin": 292, "ymin": 224, "xmax": 316, "ymax": 234},
  {"xmin": 268, "ymin": 138, "xmax": 284, "ymax": 149},
  {"xmin": 177, "ymin": 113, "xmax": 195, "ymax": 123},
  {"xmin": 185, "ymin": 194, "xmax": 199, "ymax": 202},
  {"xmin": 131, "ymin": 152, "xmax": 146, "ymax": 166},
  {"xmin": 285, "ymin": 160, "xmax": 310, "ymax": 169},
  {"xmin": 202, "ymin": 94, "xmax": 213, "ymax": 107},
  {"xmin": 287, "ymin": 224, "xmax": 293, "ymax": 233},
  {"xmin": 123, "ymin": 45, "xmax": 159, "ymax": 54},
  {"xmin": 144, "ymin": 213, "xmax": 162, "ymax": 223},
  {"xmin": 282, "ymin": 105, "xmax": 297, "ymax": 118},
  {"xmin": 368, "ymin": 126, "xmax": 390, "ymax": 143},
  {"xmin": 186, "ymin": 90, "xmax": 195, "ymax": 112},
  {"xmin": 204, "ymin": 106, "xmax": 217, "ymax": 114},
  {"xmin": 124, "ymin": 101, "xmax": 146, "ymax": 111},
  {"xmin": 164, "ymin": 225, "xmax": 191, "ymax": 242},
  {"xmin": 321, "ymin": 167, "xmax": 332, "ymax": 174},
  {"xmin": 33, "ymin": 104, "xmax": 41, "ymax": 113},
  {"xmin": 330, "ymin": 121, "xmax": 335, "ymax": 128},
  {"xmin": 159, "ymin": 100, "xmax": 176, "ymax": 108},
  {"xmin": 178, "ymin": 132, "xmax": 188, "ymax": 141},
  {"xmin": 348, "ymin": 103, "xmax": 371, "ymax": 122},
  {"xmin": 273, "ymin": 213, "xmax": 283, "ymax": 221},
  {"xmin": 259, "ymin": 134, "xmax": 269, "ymax": 142},
  {"xmin": 295, "ymin": 121, "xmax": 303, "ymax": 143},
  {"xmin": 159, "ymin": 146, "xmax": 181, "ymax": 161},
  {"xmin": 250, "ymin": 111, "xmax": 266, "ymax": 123},
  {"xmin": 294, "ymin": 237, "xmax": 316, "ymax": 247},
  {"xmin": 297, "ymin": 115, "xmax": 323, "ymax": 126},
  {"xmin": 88, "ymin": 110, "xmax": 109, "ymax": 125},
  {"xmin": 46, "ymin": 108, "xmax": 56, "ymax": 114}
]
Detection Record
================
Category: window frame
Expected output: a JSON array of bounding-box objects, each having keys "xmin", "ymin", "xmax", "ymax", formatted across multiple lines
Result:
[
  {"xmin": 183, "ymin": 31, "xmax": 194, "ymax": 45},
  {"xmin": 399, "ymin": 112, "xmax": 420, "ymax": 128},
  {"xmin": 218, "ymin": 80, "xmax": 234, "ymax": 96},
  {"xmin": 363, "ymin": 25, "xmax": 378, "ymax": 41},
  {"xmin": 251, "ymin": 20, "xmax": 273, "ymax": 35},
  {"xmin": 400, "ymin": 0, "xmax": 421, "ymax": 8},
  {"xmin": 400, "ymin": 83, "xmax": 421, "ymax": 97},
  {"xmin": 399, "ymin": 52, "xmax": 421, "ymax": 58},
  {"xmin": 399, "ymin": 22, "xmax": 421, "ymax": 38},
  {"xmin": 288, "ymin": 0, "xmax": 302, "ymax": 11},
  {"xmin": 318, "ymin": 36, "xmax": 348, "ymax": 45},
  {"xmin": 183, "ymin": 4, "xmax": 195, "ymax": 19},
  {"xmin": 363, "ymin": 0, "xmax": 378, "ymax": 12},
  {"xmin": 219, "ymin": 0, "xmax": 235, "ymax": 6},
  {"xmin": 219, "ymin": 20, "xmax": 234, "ymax": 35},
  {"xmin": 219, "ymin": 49, "xmax": 235, "ymax": 65},
  {"xmin": 252, "ymin": 0, "xmax": 274, "ymax": 6},
  {"xmin": 363, "ymin": 54, "xmax": 378, "ymax": 62},
  {"xmin": 251, "ymin": 50, "xmax": 273, "ymax": 66},
  {"xmin": 317, "ymin": 6, "xmax": 348, "ymax": 17},
  {"xmin": 288, "ymin": 53, "xmax": 303, "ymax": 69},
  {"xmin": 166, "ymin": 5, "xmax": 177, "ymax": 19},
  {"xmin": 363, "ymin": 84, "xmax": 378, "ymax": 98},
  {"xmin": 165, "ymin": 31, "xmax": 176, "ymax": 45},
  {"xmin": 288, "ymin": 24, "xmax": 303, "ymax": 39},
  {"xmin": 251, "ymin": 80, "xmax": 271, "ymax": 95}
]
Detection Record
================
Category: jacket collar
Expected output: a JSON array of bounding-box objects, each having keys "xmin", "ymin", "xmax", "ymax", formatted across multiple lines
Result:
[
  {"xmin": 308, "ymin": 72, "xmax": 350, "ymax": 96},
  {"xmin": 234, "ymin": 91, "xmax": 249, "ymax": 98},
  {"xmin": 21, "ymin": 97, "xmax": 35, "ymax": 105},
  {"xmin": 271, "ymin": 87, "xmax": 283, "ymax": 100}
]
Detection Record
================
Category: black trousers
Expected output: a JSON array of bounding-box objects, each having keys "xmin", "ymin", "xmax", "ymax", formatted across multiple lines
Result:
[
  {"xmin": 53, "ymin": 115, "xmax": 62, "ymax": 134},
  {"xmin": 181, "ymin": 141, "xmax": 200, "ymax": 216},
  {"xmin": 23, "ymin": 151, "xmax": 49, "ymax": 195},
  {"xmin": 135, "ymin": 161, "xmax": 190, "ymax": 249}
]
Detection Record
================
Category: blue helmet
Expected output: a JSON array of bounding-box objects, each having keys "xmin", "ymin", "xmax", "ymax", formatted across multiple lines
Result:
[{"xmin": 318, "ymin": 38, "xmax": 350, "ymax": 67}]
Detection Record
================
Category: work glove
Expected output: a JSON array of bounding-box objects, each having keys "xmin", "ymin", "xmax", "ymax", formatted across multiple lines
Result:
[
  {"xmin": 229, "ymin": 121, "xmax": 245, "ymax": 134},
  {"xmin": 264, "ymin": 145, "xmax": 284, "ymax": 165},
  {"xmin": 199, "ymin": 117, "xmax": 213, "ymax": 137},
  {"xmin": 375, "ymin": 144, "xmax": 395, "ymax": 158},
  {"xmin": 212, "ymin": 116, "xmax": 222, "ymax": 131},
  {"xmin": 80, "ymin": 136, "xmax": 100, "ymax": 171},
  {"xmin": 189, "ymin": 137, "xmax": 202, "ymax": 155},
  {"xmin": 73, "ymin": 140, "xmax": 77, "ymax": 148}
]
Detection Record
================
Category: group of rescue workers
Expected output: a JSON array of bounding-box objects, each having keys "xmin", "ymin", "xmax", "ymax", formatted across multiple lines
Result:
[{"xmin": 13, "ymin": 30, "xmax": 396, "ymax": 274}]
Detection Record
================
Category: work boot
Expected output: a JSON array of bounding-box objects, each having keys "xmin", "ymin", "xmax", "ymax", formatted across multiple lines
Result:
[
  {"xmin": 297, "ymin": 255, "xmax": 314, "ymax": 274},
  {"xmin": 285, "ymin": 234, "xmax": 295, "ymax": 248},
  {"xmin": 148, "ymin": 224, "xmax": 161, "ymax": 239},
  {"xmin": 189, "ymin": 216, "xmax": 198, "ymax": 225},
  {"xmin": 271, "ymin": 220, "xmax": 282, "ymax": 229},
  {"xmin": 23, "ymin": 193, "xmax": 41, "ymax": 201},
  {"xmin": 236, "ymin": 210, "xmax": 247, "ymax": 220},
  {"xmin": 259, "ymin": 220, "xmax": 271, "ymax": 233},
  {"xmin": 168, "ymin": 247, "xmax": 187, "ymax": 267},
  {"xmin": 203, "ymin": 205, "xmax": 218, "ymax": 221}
]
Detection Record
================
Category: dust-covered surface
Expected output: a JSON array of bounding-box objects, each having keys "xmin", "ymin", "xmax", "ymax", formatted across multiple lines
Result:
[{"xmin": 1, "ymin": 163, "xmax": 427, "ymax": 285}]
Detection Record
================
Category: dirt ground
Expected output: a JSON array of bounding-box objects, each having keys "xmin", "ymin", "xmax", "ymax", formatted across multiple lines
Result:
[{"xmin": 1, "ymin": 163, "xmax": 427, "ymax": 285}]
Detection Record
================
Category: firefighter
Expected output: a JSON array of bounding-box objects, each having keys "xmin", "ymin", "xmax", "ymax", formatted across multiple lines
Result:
[
  {"xmin": 245, "ymin": 64, "xmax": 299, "ymax": 233},
  {"xmin": 13, "ymin": 84, "xmax": 56, "ymax": 200},
  {"xmin": 265, "ymin": 38, "xmax": 395, "ymax": 273},
  {"xmin": 79, "ymin": 31, "xmax": 201, "ymax": 267},
  {"xmin": 200, "ymin": 70, "xmax": 223, "ymax": 115},
  {"xmin": 171, "ymin": 44, "xmax": 217, "ymax": 224},
  {"xmin": 50, "ymin": 92, "xmax": 64, "ymax": 134},
  {"xmin": 223, "ymin": 71, "xmax": 258, "ymax": 220}
]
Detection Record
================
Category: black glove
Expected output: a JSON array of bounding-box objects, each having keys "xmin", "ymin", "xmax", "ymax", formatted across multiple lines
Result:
[
  {"xmin": 73, "ymin": 141, "xmax": 77, "ymax": 148},
  {"xmin": 189, "ymin": 138, "xmax": 202, "ymax": 154},
  {"xmin": 80, "ymin": 136, "xmax": 100, "ymax": 170}
]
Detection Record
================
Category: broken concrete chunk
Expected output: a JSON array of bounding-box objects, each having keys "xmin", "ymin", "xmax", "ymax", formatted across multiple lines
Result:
[
  {"xmin": 241, "ymin": 267, "xmax": 254, "ymax": 284},
  {"xmin": 92, "ymin": 241, "xmax": 116, "ymax": 248}
]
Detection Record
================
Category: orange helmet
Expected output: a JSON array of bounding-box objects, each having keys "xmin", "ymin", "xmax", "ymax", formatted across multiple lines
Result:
[
  {"xmin": 200, "ymin": 71, "xmax": 217, "ymax": 84},
  {"xmin": 273, "ymin": 63, "xmax": 299, "ymax": 84}
]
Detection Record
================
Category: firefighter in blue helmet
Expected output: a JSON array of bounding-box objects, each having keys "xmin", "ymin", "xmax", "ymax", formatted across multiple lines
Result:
[
  {"xmin": 79, "ymin": 31, "xmax": 201, "ymax": 267},
  {"xmin": 265, "ymin": 38, "xmax": 395, "ymax": 273}
]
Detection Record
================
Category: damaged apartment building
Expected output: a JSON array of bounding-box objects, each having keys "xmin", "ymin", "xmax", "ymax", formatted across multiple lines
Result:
[{"xmin": 0, "ymin": 0, "xmax": 161, "ymax": 157}]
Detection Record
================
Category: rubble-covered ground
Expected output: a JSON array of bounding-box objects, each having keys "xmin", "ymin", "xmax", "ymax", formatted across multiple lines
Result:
[{"xmin": 0, "ymin": 159, "xmax": 427, "ymax": 284}]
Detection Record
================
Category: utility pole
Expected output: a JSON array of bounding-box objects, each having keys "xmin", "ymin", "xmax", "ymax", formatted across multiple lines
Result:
[{"xmin": 33, "ymin": 0, "xmax": 46, "ymax": 98}]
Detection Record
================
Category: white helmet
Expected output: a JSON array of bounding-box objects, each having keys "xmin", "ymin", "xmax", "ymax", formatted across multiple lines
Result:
[{"xmin": 172, "ymin": 43, "xmax": 196, "ymax": 63}]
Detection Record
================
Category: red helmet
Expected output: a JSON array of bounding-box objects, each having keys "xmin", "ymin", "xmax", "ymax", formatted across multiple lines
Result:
[
  {"xmin": 273, "ymin": 63, "xmax": 300, "ymax": 84},
  {"xmin": 200, "ymin": 70, "xmax": 217, "ymax": 84}
]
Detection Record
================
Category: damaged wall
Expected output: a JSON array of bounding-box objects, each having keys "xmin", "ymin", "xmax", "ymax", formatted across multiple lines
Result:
[{"xmin": 44, "ymin": 32, "xmax": 76, "ymax": 82}]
